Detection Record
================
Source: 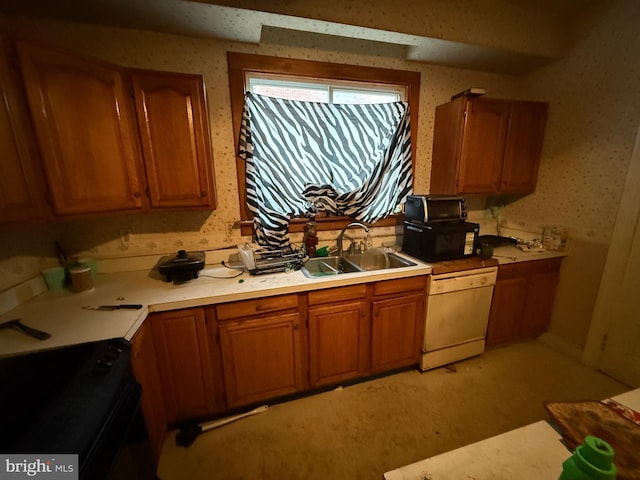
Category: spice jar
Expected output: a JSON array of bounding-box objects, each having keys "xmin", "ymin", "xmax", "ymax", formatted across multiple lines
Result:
[{"xmin": 69, "ymin": 266, "xmax": 94, "ymax": 293}]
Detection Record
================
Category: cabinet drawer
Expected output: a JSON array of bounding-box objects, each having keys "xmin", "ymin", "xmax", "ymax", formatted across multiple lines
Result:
[
  {"xmin": 373, "ymin": 276, "xmax": 428, "ymax": 297},
  {"xmin": 497, "ymin": 257, "xmax": 562, "ymax": 280},
  {"xmin": 216, "ymin": 294, "xmax": 299, "ymax": 321},
  {"xmin": 308, "ymin": 284, "xmax": 367, "ymax": 306}
]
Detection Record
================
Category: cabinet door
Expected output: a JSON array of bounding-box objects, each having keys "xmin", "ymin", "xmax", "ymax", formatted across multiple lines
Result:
[
  {"xmin": 500, "ymin": 101, "xmax": 548, "ymax": 193},
  {"xmin": 131, "ymin": 321, "xmax": 167, "ymax": 462},
  {"xmin": 0, "ymin": 38, "xmax": 49, "ymax": 224},
  {"xmin": 371, "ymin": 292, "xmax": 425, "ymax": 373},
  {"xmin": 458, "ymin": 98, "xmax": 510, "ymax": 193},
  {"xmin": 308, "ymin": 300, "xmax": 370, "ymax": 387},
  {"xmin": 486, "ymin": 276, "xmax": 528, "ymax": 346},
  {"xmin": 219, "ymin": 313, "xmax": 303, "ymax": 408},
  {"xmin": 132, "ymin": 70, "xmax": 216, "ymax": 209},
  {"xmin": 520, "ymin": 269, "xmax": 560, "ymax": 338},
  {"xmin": 16, "ymin": 42, "xmax": 144, "ymax": 215},
  {"xmin": 149, "ymin": 308, "xmax": 216, "ymax": 423}
]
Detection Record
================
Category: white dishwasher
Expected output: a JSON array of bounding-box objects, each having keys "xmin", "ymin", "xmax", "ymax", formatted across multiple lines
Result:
[{"xmin": 421, "ymin": 266, "xmax": 498, "ymax": 371}]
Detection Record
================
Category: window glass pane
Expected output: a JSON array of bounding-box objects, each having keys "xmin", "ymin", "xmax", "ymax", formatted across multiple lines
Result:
[
  {"xmin": 332, "ymin": 89, "xmax": 400, "ymax": 104},
  {"xmin": 250, "ymin": 78, "xmax": 329, "ymax": 102},
  {"xmin": 247, "ymin": 74, "xmax": 404, "ymax": 104}
]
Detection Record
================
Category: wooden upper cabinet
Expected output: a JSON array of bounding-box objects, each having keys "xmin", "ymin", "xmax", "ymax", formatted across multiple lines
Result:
[
  {"xmin": 430, "ymin": 96, "xmax": 547, "ymax": 195},
  {"xmin": 500, "ymin": 101, "xmax": 548, "ymax": 193},
  {"xmin": 132, "ymin": 70, "xmax": 216, "ymax": 209},
  {"xmin": 458, "ymin": 99, "xmax": 510, "ymax": 193},
  {"xmin": 0, "ymin": 37, "xmax": 49, "ymax": 224},
  {"xmin": 16, "ymin": 42, "xmax": 145, "ymax": 216}
]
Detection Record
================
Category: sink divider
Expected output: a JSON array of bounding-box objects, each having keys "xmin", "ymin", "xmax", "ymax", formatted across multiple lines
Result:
[{"xmin": 319, "ymin": 261, "xmax": 339, "ymax": 274}]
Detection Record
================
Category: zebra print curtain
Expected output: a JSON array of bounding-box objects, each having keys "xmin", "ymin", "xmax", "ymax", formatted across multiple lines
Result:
[{"xmin": 238, "ymin": 92, "xmax": 413, "ymax": 248}]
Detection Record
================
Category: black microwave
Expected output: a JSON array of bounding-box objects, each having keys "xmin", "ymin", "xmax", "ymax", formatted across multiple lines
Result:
[{"xmin": 401, "ymin": 221, "xmax": 479, "ymax": 263}]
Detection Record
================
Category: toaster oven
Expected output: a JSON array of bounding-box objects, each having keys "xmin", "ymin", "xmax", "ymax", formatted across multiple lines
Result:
[{"xmin": 404, "ymin": 195, "xmax": 468, "ymax": 225}]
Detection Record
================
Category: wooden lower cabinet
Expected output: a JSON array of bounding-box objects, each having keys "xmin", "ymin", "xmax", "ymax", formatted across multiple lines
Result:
[
  {"xmin": 371, "ymin": 293, "xmax": 425, "ymax": 373},
  {"xmin": 147, "ymin": 308, "xmax": 217, "ymax": 423},
  {"xmin": 486, "ymin": 258, "xmax": 562, "ymax": 346},
  {"xmin": 131, "ymin": 276, "xmax": 428, "ymax": 452},
  {"xmin": 130, "ymin": 320, "xmax": 168, "ymax": 461},
  {"xmin": 371, "ymin": 277, "xmax": 426, "ymax": 373},
  {"xmin": 308, "ymin": 285, "xmax": 370, "ymax": 387},
  {"xmin": 218, "ymin": 313, "xmax": 304, "ymax": 408},
  {"xmin": 485, "ymin": 276, "xmax": 528, "ymax": 346}
]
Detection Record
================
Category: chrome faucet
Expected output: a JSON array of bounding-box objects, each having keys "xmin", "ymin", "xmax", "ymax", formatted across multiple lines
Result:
[{"xmin": 337, "ymin": 222, "xmax": 369, "ymax": 257}]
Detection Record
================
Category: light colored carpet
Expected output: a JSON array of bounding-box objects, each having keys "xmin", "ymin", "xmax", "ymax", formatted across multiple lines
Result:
[{"xmin": 156, "ymin": 340, "xmax": 628, "ymax": 480}]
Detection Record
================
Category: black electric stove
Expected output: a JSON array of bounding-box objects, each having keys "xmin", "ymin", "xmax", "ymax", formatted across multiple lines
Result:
[{"xmin": 0, "ymin": 339, "xmax": 141, "ymax": 480}]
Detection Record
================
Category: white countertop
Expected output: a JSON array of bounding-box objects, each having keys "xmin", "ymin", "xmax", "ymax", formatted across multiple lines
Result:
[
  {"xmin": 0, "ymin": 253, "xmax": 431, "ymax": 358},
  {"xmin": 491, "ymin": 245, "xmax": 568, "ymax": 264},
  {"xmin": 383, "ymin": 388, "xmax": 640, "ymax": 480},
  {"xmin": 0, "ymin": 248, "xmax": 569, "ymax": 359}
]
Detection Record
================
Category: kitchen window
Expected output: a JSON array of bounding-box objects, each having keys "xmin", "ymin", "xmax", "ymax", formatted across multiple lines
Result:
[
  {"xmin": 228, "ymin": 52, "xmax": 420, "ymax": 236},
  {"xmin": 247, "ymin": 73, "xmax": 405, "ymax": 104}
]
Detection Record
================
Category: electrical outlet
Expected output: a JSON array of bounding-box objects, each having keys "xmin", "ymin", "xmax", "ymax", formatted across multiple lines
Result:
[
  {"xmin": 120, "ymin": 229, "xmax": 132, "ymax": 245},
  {"xmin": 226, "ymin": 223, "xmax": 234, "ymax": 236}
]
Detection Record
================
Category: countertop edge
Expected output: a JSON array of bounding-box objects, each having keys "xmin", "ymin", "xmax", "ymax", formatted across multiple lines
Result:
[{"xmin": 0, "ymin": 249, "xmax": 569, "ymax": 358}]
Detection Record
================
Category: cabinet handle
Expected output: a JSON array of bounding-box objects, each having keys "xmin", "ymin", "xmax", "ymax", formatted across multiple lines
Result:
[
  {"xmin": 133, "ymin": 191, "xmax": 141, "ymax": 198},
  {"xmin": 201, "ymin": 191, "xmax": 207, "ymax": 197},
  {"xmin": 293, "ymin": 322, "xmax": 300, "ymax": 330}
]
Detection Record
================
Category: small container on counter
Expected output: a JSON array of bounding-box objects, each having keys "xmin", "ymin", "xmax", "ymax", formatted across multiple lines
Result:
[
  {"xmin": 69, "ymin": 266, "xmax": 94, "ymax": 293},
  {"xmin": 78, "ymin": 257, "xmax": 98, "ymax": 277},
  {"xmin": 42, "ymin": 267, "xmax": 66, "ymax": 290},
  {"xmin": 542, "ymin": 225, "xmax": 570, "ymax": 251}
]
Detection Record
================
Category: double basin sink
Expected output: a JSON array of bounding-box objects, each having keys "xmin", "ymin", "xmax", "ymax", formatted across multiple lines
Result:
[{"xmin": 301, "ymin": 252, "xmax": 417, "ymax": 278}]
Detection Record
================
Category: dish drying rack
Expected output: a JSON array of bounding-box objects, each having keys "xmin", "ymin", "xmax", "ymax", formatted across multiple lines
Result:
[{"xmin": 238, "ymin": 243, "xmax": 306, "ymax": 275}]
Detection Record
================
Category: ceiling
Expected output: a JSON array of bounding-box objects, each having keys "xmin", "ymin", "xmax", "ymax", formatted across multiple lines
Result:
[{"xmin": 0, "ymin": 0, "xmax": 601, "ymax": 75}]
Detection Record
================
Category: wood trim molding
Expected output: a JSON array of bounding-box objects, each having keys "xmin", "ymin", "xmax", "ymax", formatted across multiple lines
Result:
[{"xmin": 227, "ymin": 52, "xmax": 420, "ymax": 234}]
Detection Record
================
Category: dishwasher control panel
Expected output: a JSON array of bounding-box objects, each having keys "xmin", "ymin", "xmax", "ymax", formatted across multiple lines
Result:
[{"xmin": 428, "ymin": 267, "xmax": 498, "ymax": 295}]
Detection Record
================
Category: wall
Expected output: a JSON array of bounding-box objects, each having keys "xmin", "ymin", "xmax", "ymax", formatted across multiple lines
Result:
[
  {"xmin": 507, "ymin": 0, "xmax": 640, "ymax": 350},
  {"xmin": 0, "ymin": 14, "xmax": 519, "ymax": 292}
]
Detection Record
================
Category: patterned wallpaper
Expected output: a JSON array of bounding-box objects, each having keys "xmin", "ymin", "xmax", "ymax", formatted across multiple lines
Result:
[
  {"xmin": 507, "ymin": 1, "xmax": 640, "ymax": 244},
  {"xmin": 0, "ymin": 0, "xmax": 638, "ymax": 353},
  {"xmin": 506, "ymin": 0, "xmax": 640, "ymax": 349}
]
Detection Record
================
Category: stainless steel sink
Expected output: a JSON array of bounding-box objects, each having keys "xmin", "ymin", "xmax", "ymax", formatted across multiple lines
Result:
[
  {"xmin": 300, "ymin": 252, "xmax": 416, "ymax": 278},
  {"xmin": 346, "ymin": 252, "xmax": 417, "ymax": 270},
  {"xmin": 300, "ymin": 256, "xmax": 364, "ymax": 278}
]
